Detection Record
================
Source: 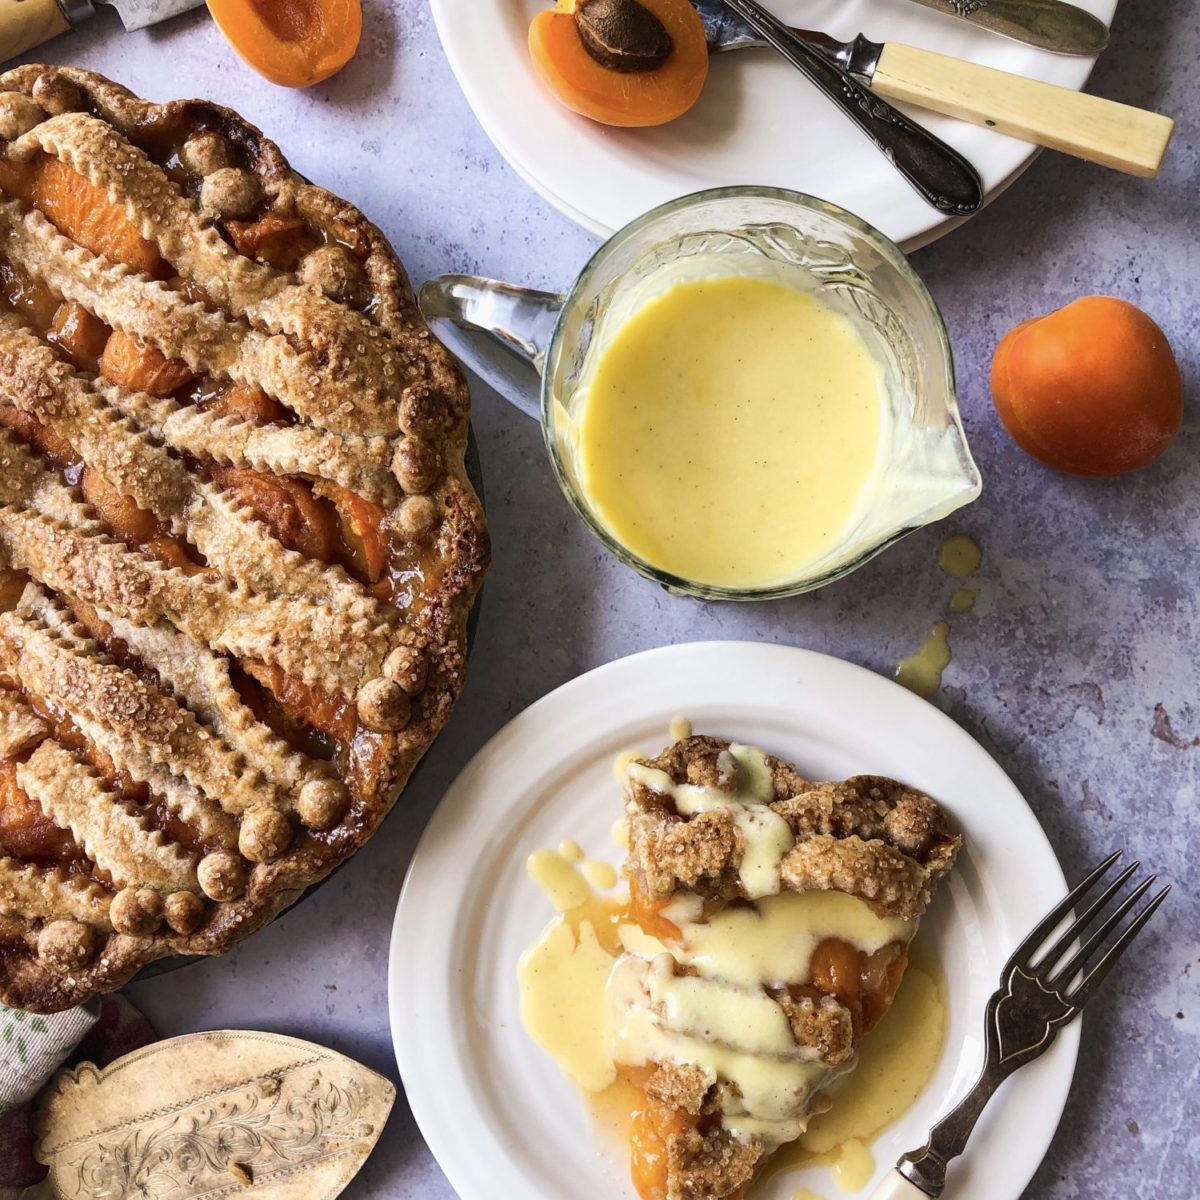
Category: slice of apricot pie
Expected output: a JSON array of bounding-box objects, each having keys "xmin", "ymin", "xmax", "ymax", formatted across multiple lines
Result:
[
  {"xmin": 610, "ymin": 735, "xmax": 960, "ymax": 1200},
  {"xmin": 0, "ymin": 66, "xmax": 487, "ymax": 1012}
]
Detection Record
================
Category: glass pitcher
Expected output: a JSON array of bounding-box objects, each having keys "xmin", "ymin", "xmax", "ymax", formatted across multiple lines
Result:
[{"xmin": 420, "ymin": 186, "xmax": 981, "ymax": 601}]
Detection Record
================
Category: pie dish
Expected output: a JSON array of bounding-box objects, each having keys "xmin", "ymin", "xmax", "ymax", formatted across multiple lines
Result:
[
  {"xmin": 0, "ymin": 66, "xmax": 488, "ymax": 1013},
  {"xmin": 612, "ymin": 734, "xmax": 960, "ymax": 1200}
]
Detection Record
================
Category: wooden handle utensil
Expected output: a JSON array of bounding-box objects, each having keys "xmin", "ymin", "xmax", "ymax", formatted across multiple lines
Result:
[
  {"xmin": 872, "ymin": 43, "xmax": 1174, "ymax": 178},
  {"xmin": 0, "ymin": 0, "xmax": 70, "ymax": 63}
]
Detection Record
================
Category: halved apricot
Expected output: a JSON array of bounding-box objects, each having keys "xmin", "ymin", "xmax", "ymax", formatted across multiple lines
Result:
[
  {"xmin": 210, "ymin": 463, "xmax": 338, "ymax": 561},
  {"xmin": 99, "ymin": 329, "xmax": 195, "ymax": 398},
  {"xmin": 627, "ymin": 877, "xmax": 682, "ymax": 941},
  {"xmin": 225, "ymin": 214, "xmax": 311, "ymax": 268},
  {"xmin": 81, "ymin": 466, "xmax": 160, "ymax": 544},
  {"xmin": 529, "ymin": 0, "xmax": 709, "ymax": 127},
  {"xmin": 0, "ymin": 259, "xmax": 60, "ymax": 333},
  {"xmin": 48, "ymin": 301, "xmax": 111, "ymax": 373},
  {"xmin": 242, "ymin": 658, "xmax": 356, "ymax": 743},
  {"xmin": 30, "ymin": 155, "xmax": 162, "ymax": 276},
  {"xmin": 206, "ymin": 0, "xmax": 362, "ymax": 89},
  {"xmin": 0, "ymin": 403, "xmax": 75, "ymax": 465},
  {"xmin": 0, "ymin": 761, "xmax": 77, "ymax": 865},
  {"xmin": 203, "ymin": 382, "xmax": 290, "ymax": 425},
  {"xmin": 319, "ymin": 482, "xmax": 389, "ymax": 584},
  {"xmin": 810, "ymin": 937, "xmax": 862, "ymax": 1006},
  {"xmin": 629, "ymin": 1094, "xmax": 698, "ymax": 1200}
]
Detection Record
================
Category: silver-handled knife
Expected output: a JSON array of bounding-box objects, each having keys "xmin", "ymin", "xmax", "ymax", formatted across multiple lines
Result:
[
  {"xmin": 0, "ymin": 0, "xmax": 203, "ymax": 65},
  {"xmin": 908, "ymin": 0, "xmax": 1109, "ymax": 56}
]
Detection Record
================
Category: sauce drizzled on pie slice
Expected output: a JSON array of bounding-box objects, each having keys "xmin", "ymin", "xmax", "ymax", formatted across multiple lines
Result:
[{"xmin": 519, "ymin": 727, "xmax": 960, "ymax": 1200}]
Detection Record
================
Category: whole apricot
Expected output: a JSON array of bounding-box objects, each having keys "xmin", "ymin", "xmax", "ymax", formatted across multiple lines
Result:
[{"xmin": 991, "ymin": 296, "xmax": 1182, "ymax": 476}]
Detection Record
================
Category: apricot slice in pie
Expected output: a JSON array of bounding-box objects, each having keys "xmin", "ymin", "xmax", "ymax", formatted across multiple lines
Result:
[
  {"xmin": 609, "ymin": 735, "xmax": 960, "ymax": 1200},
  {"xmin": 0, "ymin": 66, "xmax": 487, "ymax": 1012}
]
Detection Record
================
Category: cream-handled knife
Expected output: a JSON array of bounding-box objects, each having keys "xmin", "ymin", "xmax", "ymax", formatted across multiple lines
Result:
[
  {"xmin": 704, "ymin": 0, "xmax": 1175, "ymax": 178},
  {"xmin": 0, "ymin": 0, "xmax": 202, "ymax": 64}
]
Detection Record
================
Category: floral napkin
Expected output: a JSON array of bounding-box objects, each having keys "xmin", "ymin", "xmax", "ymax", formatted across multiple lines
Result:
[{"xmin": 0, "ymin": 996, "xmax": 155, "ymax": 1199}]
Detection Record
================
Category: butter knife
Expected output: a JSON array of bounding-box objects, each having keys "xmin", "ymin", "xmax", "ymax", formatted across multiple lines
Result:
[
  {"xmin": 908, "ymin": 0, "xmax": 1108, "ymax": 56},
  {"xmin": 0, "ymin": 0, "xmax": 202, "ymax": 64},
  {"xmin": 701, "ymin": 0, "xmax": 1174, "ymax": 179}
]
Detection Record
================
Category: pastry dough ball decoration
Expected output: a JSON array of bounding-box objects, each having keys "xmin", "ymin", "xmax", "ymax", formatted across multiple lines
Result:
[
  {"xmin": 383, "ymin": 644, "xmax": 429, "ymax": 695},
  {"xmin": 356, "ymin": 677, "xmax": 412, "ymax": 732},
  {"xmin": 239, "ymin": 806, "xmax": 294, "ymax": 862},
  {"xmin": 163, "ymin": 890, "xmax": 206, "ymax": 935},
  {"xmin": 200, "ymin": 166, "xmax": 263, "ymax": 219},
  {"xmin": 197, "ymin": 851, "xmax": 248, "ymax": 902},
  {"xmin": 37, "ymin": 920, "xmax": 96, "ymax": 973},
  {"xmin": 30, "ymin": 72, "xmax": 81, "ymax": 116},
  {"xmin": 299, "ymin": 243, "xmax": 370, "ymax": 308},
  {"xmin": 0, "ymin": 92, "xmax": 44, "ymax": 140},
  {"xmin": 392, "ymin": 436, "xmax": 442, "ymax": 494},
  {"xmin": 297, "ymin": 777, "xmax": 350, "ymax": 831},
  {"xmin": 399, "ymin": 383, "xmax": 450, "ymax": 439},
  {"xmin": 180, "ymin": 131, "xmax": 234, "ymax": 176},
  {"xmin": 110, "ymin": 887, "xmax": 165, "ymax": 937},
  {"xmin": 393, "ymin": 494, "xmax": 439, "ymax": 538}
]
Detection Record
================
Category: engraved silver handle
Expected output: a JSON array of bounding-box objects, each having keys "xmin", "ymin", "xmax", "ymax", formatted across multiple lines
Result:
[{"xmin": 718, "ymin": 0, "xmax": 983, "ymax": 216}]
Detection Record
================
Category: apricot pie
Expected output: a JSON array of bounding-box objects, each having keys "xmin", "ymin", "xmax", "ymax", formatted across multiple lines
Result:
[
  {"xmin": 0, "ymin": 66, "xmax": 487, "ymax": 1012},
  {"xmin": 610, "ymin": 735, "xmax": 960, "ymax": 1200}
]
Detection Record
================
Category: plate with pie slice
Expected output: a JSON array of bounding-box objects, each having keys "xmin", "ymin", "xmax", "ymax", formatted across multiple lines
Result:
[
  {"xmin": 0, "ymin": 67, "xmax": 488, "ymax": 1013},
  {"xmin": 391, "ymin": 641, "xmax": 1079, "ymax": 1200},
  {"xmin": 431, "ymin": 0, "xmax": 1116, "ymax": 249}
]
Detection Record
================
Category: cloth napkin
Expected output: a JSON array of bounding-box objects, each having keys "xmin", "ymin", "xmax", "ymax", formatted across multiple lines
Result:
[{"xmin": 0, "ymin": 996, "xmax": 155, "ymax": 1198}]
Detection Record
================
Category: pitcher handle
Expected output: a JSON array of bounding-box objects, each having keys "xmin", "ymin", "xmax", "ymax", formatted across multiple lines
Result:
[{"xmin": 418, "ymin": 275, "xmax": 566, "ymax": 421}]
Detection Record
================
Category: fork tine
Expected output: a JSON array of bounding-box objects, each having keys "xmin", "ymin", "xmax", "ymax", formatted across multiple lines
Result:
[
  {"xmin": 1045, "ymin": 873, "xmax": 1156, "ymax": 985},
  {"xmin": 1005, "ymin": 850, "xmax": 1123, "ymax": 971},
  {"xmin": 1033, "ymin": 859, "xmax": 1142, "ymax": 976},
  {"xmin": 1066, "ymin": 885, "xmax": 1171, "ymax": 1007}
]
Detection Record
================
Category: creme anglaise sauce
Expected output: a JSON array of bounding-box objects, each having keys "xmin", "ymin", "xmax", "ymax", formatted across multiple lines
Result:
[
  {"xmin": 575, "ymin": 275, "xmax": 886, "ymax": 589},
  {"xmin": 518, "ymin": 728, "xmax": 948, "ymax": 1190}
]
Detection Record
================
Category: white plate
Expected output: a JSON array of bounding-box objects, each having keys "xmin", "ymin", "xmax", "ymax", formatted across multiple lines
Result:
[
  {"xmin": 431, "ymin": 0, "xmax": 1116, "ymax": 250},
  {"xmin": 391, "ymin": 641, "xmax": 1079, "ymax": 1200}
]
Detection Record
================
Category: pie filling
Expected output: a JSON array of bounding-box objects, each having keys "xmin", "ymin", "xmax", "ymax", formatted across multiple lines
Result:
[
  {"xmin": 0, "ymin": 68, "xmax": 486, "ymax": 1009},
  {"xmin": 519, "ymin": 732, "xmax": 960, "ymax": 1200}
]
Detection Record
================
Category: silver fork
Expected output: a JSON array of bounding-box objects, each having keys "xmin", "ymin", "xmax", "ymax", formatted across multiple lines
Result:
[{"xmin": 870, "ymin": 850, "xmax": 1170, "ymax": 1200}]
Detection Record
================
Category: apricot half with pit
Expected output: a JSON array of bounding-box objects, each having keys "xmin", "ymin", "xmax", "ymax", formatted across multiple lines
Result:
[
  {"xmin": 991, "ymin": 296, "xmax": 1183, "ymax": 477},
  {"xmin": 529, "ymin": 0, "xmax": 709, "ymax": 127},
  {"xmin": 574, "ymin": 0, "xmax": 672, "ymax": 72}
]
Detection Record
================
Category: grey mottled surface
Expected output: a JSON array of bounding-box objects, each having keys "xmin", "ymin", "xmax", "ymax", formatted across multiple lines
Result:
[{"xmin": 11, "ymin": 0, "xmax": 1196, "ymax": 1195}]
